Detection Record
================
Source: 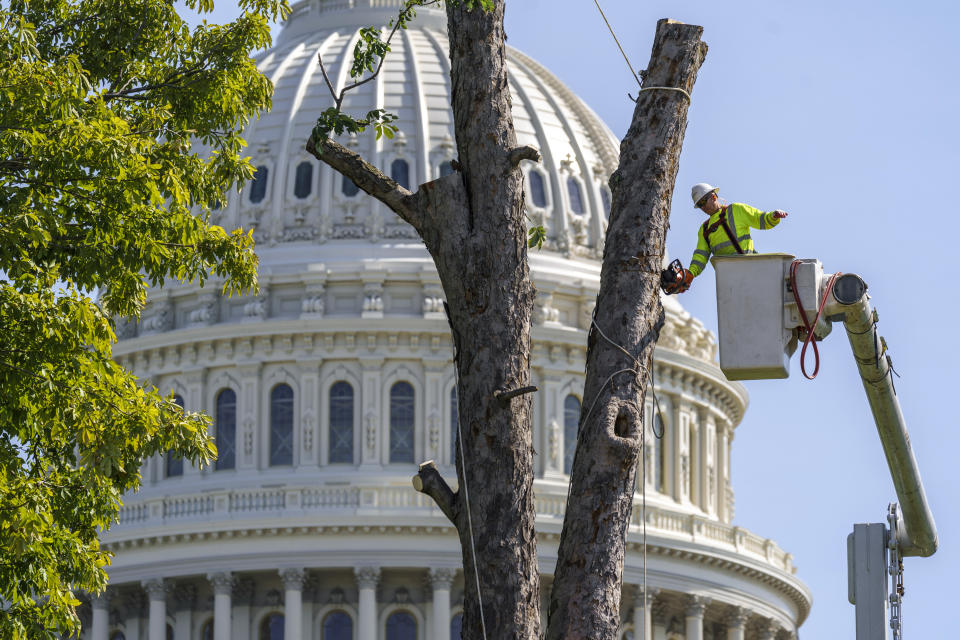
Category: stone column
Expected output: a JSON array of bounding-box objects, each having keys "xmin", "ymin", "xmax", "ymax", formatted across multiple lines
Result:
[
  {"xmin": 123, "ymin": 590, "xmax": 147, "ymax": 640},
  {"xmin": 684, "ymin": 595, "xmax": 709, "ymax": 640},
  {"xmin": 632, "ymin": 588, "xmax": 657, "ymax": 640},
  {"xmin": 429, "ymin": 568, "xmax": 455, "ymax": 640},
  {"xmin": 232, "ymin": 578, "xmax": 256, "ymax": 640},
  {"xmin": 173, "ymin": 584, "xmax": 196, "ymax": 640},
  {"xmin": 281, "ymin": 569, "xmax": 306, "ymax": 640},
  {"xmin": 208, "ymin": 572, "xmax": 234, "ymax": 640},
  {"xmin": 758, "ymin": 619, "xmax": 781, "ymax": 640},
  {"xmin": 90, "ymin": 591, "xmax": 110, "ymax": 640},
  {"xmin": 142, "ymin": 578, "xmax": 168, "ymax": 640},
  {"xmin": 355, "ymin": 566, "xmax": 381, "ymax": 640},
  {"xmin": 725, "ymin": 606, "xmax": 749, "ymax": 640}
]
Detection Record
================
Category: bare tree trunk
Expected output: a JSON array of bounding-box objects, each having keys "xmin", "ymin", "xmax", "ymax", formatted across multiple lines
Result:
[
  {"xmin": 546, "ymin": 20, "xmax": 708, "ymax": 640},
  {"xmin": 307, "ymin": 2, "xmax": 541, "ymax": 638}
]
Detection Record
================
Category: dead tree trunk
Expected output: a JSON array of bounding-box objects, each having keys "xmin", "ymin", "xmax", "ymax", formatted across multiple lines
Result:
[
  {"xmin": 546, "ymin": 20, "xmax": 708, "ymax": 640},
  {"xmin": 306, "ymin": 2, "xmax": 541, "ymax": 638}
]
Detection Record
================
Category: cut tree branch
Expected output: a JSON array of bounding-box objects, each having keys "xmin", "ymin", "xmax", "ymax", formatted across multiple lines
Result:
[
  {"xmin": 305, "ymin": 137, "xmax": 422, "ymax": 231},
  {"xmin": 508, "ymin": 145, "xmax": 540, "ymax": 167},
  {"xmin": 411, "ymin": 460, "xmax": 458, "ymax": 525}
]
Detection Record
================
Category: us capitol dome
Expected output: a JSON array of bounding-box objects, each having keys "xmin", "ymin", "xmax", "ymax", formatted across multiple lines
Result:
[{"xmin": 84, "ymin": 1, "xmax": 812, "ymax": 639}]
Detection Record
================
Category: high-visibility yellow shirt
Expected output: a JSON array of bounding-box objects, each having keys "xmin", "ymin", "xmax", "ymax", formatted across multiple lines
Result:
[{"xmin": 688, "ymin": 203, "xmax": 782, "ymax": 277}]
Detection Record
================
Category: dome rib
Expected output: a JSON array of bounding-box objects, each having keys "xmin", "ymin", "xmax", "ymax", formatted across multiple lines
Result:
[
  {"xmin": 403, "ymin": 29, "xmax": 429, "ymax": 185},
  {"xmin": 508, "ymin": 51, "xmax": 602, "ymax": 247},
  {"xmin": 507, "ymin": 48, "xmax": 620, "ymax": 177},
  {"xmin": 272, "ymin": 35, "xmax": 340, "ymax": 240}
]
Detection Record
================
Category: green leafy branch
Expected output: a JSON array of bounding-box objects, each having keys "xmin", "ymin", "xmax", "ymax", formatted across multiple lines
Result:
[{"xmin": 312, "ymin": 0, "xmax": 492, "ymax": 141}]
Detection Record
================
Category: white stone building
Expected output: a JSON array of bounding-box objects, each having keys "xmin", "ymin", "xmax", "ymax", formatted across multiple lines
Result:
[{"xmin": 85, "ymin": 2, "xmax": 812, "ymax": 639}]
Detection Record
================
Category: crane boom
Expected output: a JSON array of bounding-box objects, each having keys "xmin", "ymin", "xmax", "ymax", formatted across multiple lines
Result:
[{"xmin": 831, "ymin": 273, "xmax": 938, "ymax": 558}]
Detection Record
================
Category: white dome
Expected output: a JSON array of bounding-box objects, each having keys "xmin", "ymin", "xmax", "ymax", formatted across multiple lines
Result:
[
  {"xmin": 215, "ymin": 0, "xmax": 615, "ymax": 264},
  {"xmin": 95, "ymin": 3, "xmax": 810, "ymax": 639}
]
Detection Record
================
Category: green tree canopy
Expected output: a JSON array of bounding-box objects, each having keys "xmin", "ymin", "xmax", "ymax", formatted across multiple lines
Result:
[{"xmin": 0, "ymin": 0, "xmax": 287, "ymax": 635}]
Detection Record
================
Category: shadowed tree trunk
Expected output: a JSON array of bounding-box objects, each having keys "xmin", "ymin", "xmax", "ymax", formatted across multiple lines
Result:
[
  {"xmin": 546, "ymin": 19, "xmax": 708, "ymax": 640},
  {"xmin": 307, "ymin": 2, "xmax": 541, "ymax": 638}
]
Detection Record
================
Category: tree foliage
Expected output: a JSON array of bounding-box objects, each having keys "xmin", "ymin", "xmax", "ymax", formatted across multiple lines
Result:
[{"xmin": 0, "ymin": 0, "xmax": 288, "ymax": 635}]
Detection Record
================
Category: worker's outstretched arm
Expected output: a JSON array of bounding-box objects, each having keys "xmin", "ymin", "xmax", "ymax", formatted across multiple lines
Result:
[{"xmin": 740, "ymin": 203, "xmax": 787, "ymax": 230}]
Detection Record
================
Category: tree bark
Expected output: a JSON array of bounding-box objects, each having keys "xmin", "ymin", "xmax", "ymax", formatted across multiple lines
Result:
[
  {"xmin": 307, "ymin": 2, "xmax": 540, "ymax": 638},
  {"xmin": 546, "ymin": 19, "xmax": 708, "ymax": 640}
]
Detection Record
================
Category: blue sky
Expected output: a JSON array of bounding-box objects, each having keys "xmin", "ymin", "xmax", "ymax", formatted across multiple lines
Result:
[
  {"xmin": 504, "ymin": 1, "xmax": 957, "ymax": 637},
  {"xmin": 186, "ymin": 1, "xmax": 958, "ymax": 636}
]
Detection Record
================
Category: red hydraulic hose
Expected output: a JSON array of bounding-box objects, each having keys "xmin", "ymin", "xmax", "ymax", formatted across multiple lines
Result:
[{"xmin": 790, "ymin": 260, "xmax": 841, "ymax": 380}]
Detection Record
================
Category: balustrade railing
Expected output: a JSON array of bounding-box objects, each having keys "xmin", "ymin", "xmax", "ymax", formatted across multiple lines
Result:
[{"xmin": 111, "ymin": 483, "xmax": 795, "ymax": 574}]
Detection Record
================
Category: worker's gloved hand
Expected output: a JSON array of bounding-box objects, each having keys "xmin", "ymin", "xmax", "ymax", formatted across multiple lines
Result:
[
  {"xmin": 772, "ymin": 210, "xmax": 788, "ymax": 219},
  {"xmin": 677, "ymin": 269, "xmax": 693, "ymax": 293}
]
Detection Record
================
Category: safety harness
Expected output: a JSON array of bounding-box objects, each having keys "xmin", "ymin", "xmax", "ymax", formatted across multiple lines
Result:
[{"xmin": 701, "ymin": 206, "xmax": 744, "ymax": 255}]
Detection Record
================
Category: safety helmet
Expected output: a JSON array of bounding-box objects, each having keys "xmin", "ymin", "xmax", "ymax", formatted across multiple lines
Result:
[{"xmin": 691, "ymin": 183, "xmax": 718, "ymax": 208}]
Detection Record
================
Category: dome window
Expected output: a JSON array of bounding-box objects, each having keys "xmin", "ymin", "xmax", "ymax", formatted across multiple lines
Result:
[
  {"xmin": 528, "ymin": 171, "xmax": 547, "ymax": 208},
  {"xmin": 391, "ymin": 158, "xmax": 410, "ymax": 189},
  {"xmin": 600, "ymin": 186, "xmax": 611, "ymax": 217},
  {"xmin": 329, "ymin": 381, "xmax": 354, "ymax": 464},
  {"xmin": 322, "ymin": 611, "xmax": 353, "ymax": 639},
  {"xmin": 389, "ymin": 382, "xmax": 415, "ymax": 464},
  {"xmin": 259, "ymin": 613, "xmax": 284, "ymax": 640},
  {"xmin": 438, "ymin": 160, "xmax": 455, "ymax": 178},
  {"xmin": 165, "ymin": 394, "xmax": 185, "ymax": 477},
  {"xmin": 294, "ymin": 161, "xmax": 313, "ymax": 199},
  {"xmin": 341, "ymin": 174, "xmax": 360, "ymax": 197},
  {"xmin": 563, "ymin": 394, "xmax": 580, "ymax": 474},
  {"xmin": 215, "ymin": 389, "xmax": 236, "ymax": 471},
  {"xmin": 449, "ymin": 386, "xmax": 458, "ymax": 463},
  {"xmin": 249, "ymin": 166, "xmax": 269, "ymax": 204},
  {"xmin": 269, "ymin": 384, "xmax": 294, "ymax": 466},
  {"xmin": 566, "ymin": 177, "xmax": 585, "ymax": 215},
  {"xmin": 386, "ymin": 611, "xmax": 417, "ymax": 640}
]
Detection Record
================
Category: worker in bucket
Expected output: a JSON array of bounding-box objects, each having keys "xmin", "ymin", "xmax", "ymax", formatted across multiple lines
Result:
[{"xmin": 663, "ymin": 183, "xmax": 789, "ymax": 294}]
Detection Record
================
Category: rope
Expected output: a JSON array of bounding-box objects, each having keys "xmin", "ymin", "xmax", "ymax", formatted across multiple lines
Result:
[
  {"xmin": 789, "ymin": 260, "xmax": 841, "ymax": 380},
  {"xmin": 637, "ymin": 86, "xmax": 691, "ymax": 101},
  {"xmin": 591, "ymin": 0, "xmax": 642, "ymax": 86},
  {"xmin": 445, "ymin": 305, "xmax": 488, "ymax": 640}
]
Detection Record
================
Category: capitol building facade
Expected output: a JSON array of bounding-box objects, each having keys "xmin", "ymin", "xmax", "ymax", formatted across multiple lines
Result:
[{"xmin": 83, "ymin": 1, "xmax": 811, "ymax": 639}]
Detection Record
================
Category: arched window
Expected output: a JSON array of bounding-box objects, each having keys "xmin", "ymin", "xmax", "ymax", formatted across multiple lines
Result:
[
  {"xmin": 654, "ymin": 413, "xmax": 665, "ymax": 492},
  {"xmin": 329, "ymin": 382, "xmax": 354, "ymax": 464},
  {"xmin": 600, "ymin": 187, "xmax": 611, "ymax": 217},
  {"xmin": 389, "ymin": 382, "xmax": 415, "ymax": 464},
  {"xmin": 259, "ymin": 613, "xmax": 284, "ymax": 640},
  {"xmin": 165, "ymin": 394, "xmax": 185, "ymax": 477},
  {"xmin": 166, "ymin": 623, "xmax": 174, "ymax": 640},
  {"xmin": 451, "ymin": 613, "xmax": 463, "ymax": 639},
  {"xmin": 391, "ymin": 158, "xmax": 410, "ymax": 189},
  {"xmin": 563, "ymin": 394, "xmax": 581, "ymax": 474},
  {"xmin": 385, "ymin": 611, "xmax": 417, "ymax": 640},
  {"xmin": 250, "ymin": 166, "xmax": 269, "ymax": 203},
  {"xmin": 322, "ymin": 610, "xmax": 353, "ymax": 640},
  {"xmin": 110, "ymin": 633, "xmax": 126, "ymax": 640},
  {"xmin": 567, "ymin": 177, "xmax": 584, "ymax": 214},
  {"xmin": 270, "ymin": 384, "xmax": 294, "ymax": 466},
  {"xmin": 200, "ymin": 619, "xmax": 213, "ymax": 640},
  {"xmin": 215, "ymin": 389, "xmax": 236, "ymax": 471},
  {"xmin": 294, "ymin": 161, "xmax": 313, "ymax": 199},
  {"xmin": 342, "ymin": 174, "xmax": 360, "ymax": 197},
  {"xmin": 449, "ymin": 386, "xmax": 458, "ymax": 463},
  {"xmin": 528, "ymin": 171, "xmax": 547, "ymax": 208},
  {"xmin": 439, "ymin": 161, "xmax": 455, "ymax": 178}
]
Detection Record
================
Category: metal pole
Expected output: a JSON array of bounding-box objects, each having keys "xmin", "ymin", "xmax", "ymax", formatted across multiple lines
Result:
[
  {"xmin": 848, "ymin": 522, "xmax": 890, "ymax": 640},
  {"xmin": 832, "ymin": 274, "xmax": 938, "ymax": 557}
]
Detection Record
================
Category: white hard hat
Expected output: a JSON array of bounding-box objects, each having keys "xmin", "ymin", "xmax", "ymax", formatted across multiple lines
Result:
[{"xmin": 691, "ymin": 183, "xmax": 718, "ymax": 207}]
